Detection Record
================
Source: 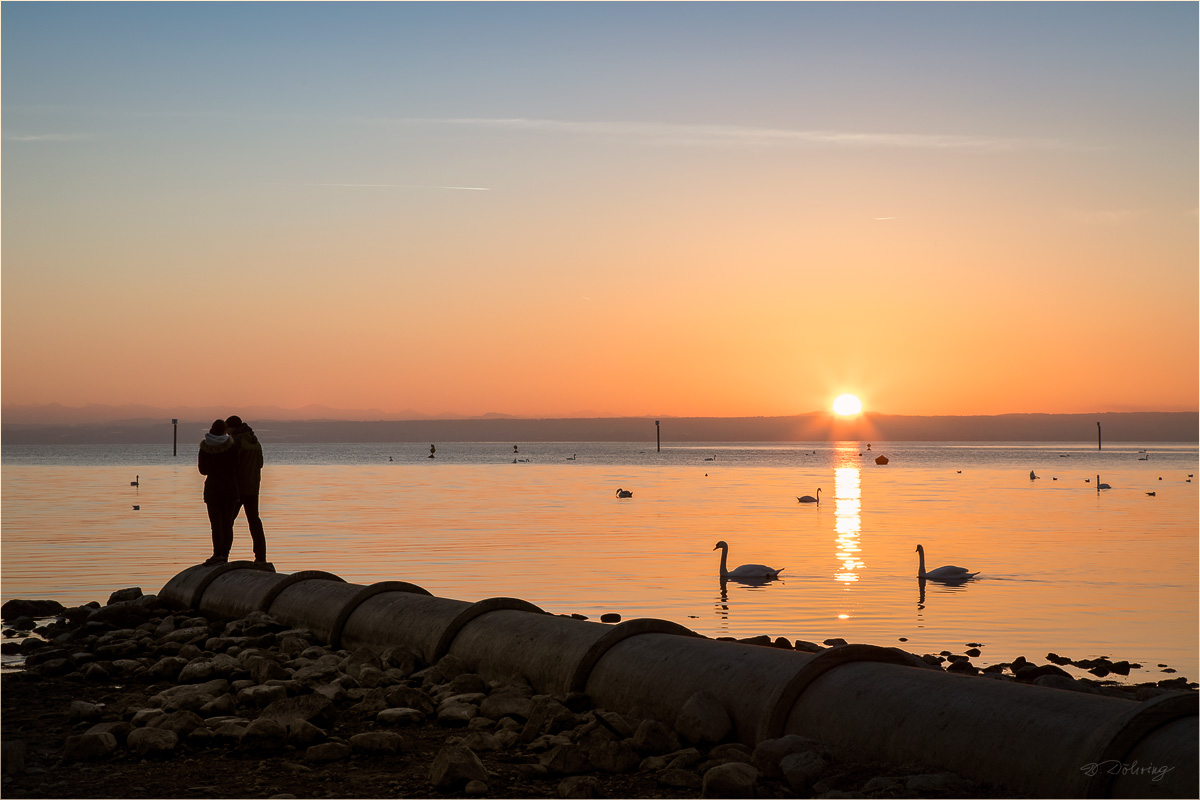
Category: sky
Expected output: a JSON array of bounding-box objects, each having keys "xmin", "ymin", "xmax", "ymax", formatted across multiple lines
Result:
[{"xmin": 3, "ymin": 2, "xmax": 1197, "ymax": 420}]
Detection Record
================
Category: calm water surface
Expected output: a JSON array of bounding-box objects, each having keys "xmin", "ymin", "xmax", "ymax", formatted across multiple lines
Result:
[{"xmin": 3, "ymin": 441, "xmax": 1196, "ymax": 682}]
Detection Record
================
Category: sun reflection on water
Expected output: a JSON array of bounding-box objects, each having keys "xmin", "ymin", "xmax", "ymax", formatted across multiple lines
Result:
[{"xmin": 834, "ymin": 462, "xmax": 863, "ymax": 584}]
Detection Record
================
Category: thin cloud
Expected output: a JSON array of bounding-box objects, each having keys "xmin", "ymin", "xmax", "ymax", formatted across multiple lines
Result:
[
  {"xmin": 275, "ymin": 183, "xmax": 490, "ymax": 191},
  {"xmin": 412, "ymin": 117, "xmax": 1065, "ymax": 152},
  {"xmin": 6, "ymin": 133, "xmax": 92, "ymax": 142}
]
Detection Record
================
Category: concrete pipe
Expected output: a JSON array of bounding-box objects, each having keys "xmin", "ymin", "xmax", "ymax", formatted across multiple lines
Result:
[{"xmin": 157, "ymin": 564, "xmax": 1197, "ymax": 798}]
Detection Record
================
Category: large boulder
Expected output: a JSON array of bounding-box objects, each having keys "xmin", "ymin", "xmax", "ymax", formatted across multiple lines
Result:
[{"xmin": 1, "ymin": 599, "xmax": 65, "ymax": 620}]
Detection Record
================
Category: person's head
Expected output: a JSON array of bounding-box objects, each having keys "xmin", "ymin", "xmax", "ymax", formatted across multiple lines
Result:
[
  {"xmin": 209, "ymin": 419, "xmax": 227, "ymax": 436},
  {"xmin": 225, "ymin": 415, "xmax": 243, "ymax": 431}
]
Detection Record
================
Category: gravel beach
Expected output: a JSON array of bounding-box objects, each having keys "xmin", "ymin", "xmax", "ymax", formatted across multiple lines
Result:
[{"xmin": 2, "ymin": 588, "xmax": 1194, "ymax": 799}]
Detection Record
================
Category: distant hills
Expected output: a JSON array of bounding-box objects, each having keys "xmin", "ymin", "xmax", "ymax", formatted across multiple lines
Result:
[{"xmin": 2, "ymin": 411, "xmax": 1195, "ymax": 445}]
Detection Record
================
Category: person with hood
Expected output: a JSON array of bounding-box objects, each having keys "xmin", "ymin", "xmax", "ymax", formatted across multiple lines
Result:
[
  {"xmin": 226, "ymin": 415, "xmax": 268, "ymax": 563},
  {"xmin": 198, "ymin": 418, "xmax": 240, "ymax": 565}
]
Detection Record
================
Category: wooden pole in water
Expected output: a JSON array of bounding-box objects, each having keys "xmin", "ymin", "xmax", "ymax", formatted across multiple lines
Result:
[
  {"xmin": 655, "ymin": 420, "xmax": 660, "ymax": 453},
  {"xmin": 172, "ymin": 418, "xmax": 178, "ymax": 457},
  {"xmin": 1097, "ymin": 421, "xmax": 1102, "ymax": 451}
]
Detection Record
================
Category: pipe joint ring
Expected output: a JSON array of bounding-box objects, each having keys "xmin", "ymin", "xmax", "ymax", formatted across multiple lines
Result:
[
  {"xmin": 434, "ymin": 597, "xmax": 547, "ymax": 663},
  {"xmin": 327, "ymin": 580, "xmax": 433, "ymax": 650},
  {"xmin": 570, "ymin": 618, "xmax": 703, "ymax": 694}
]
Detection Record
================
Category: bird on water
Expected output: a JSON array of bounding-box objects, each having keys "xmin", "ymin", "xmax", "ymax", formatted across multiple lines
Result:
[
  {"xmin": 713, "ymin": 541, "xmax": 784, "ymax": 579},
  {"xmin": 615, "ymin": 488, "xmax": 633, "ymax": 498},
  {"xmin": 797, "ymin": 488, "xmax": 821, "ymax": 504},
  {"xmin": 915, "ymin": 544, "xmax": 978, "ymax": 581}
]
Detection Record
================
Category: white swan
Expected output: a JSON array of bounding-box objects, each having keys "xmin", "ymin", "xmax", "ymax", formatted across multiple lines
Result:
[
  {"xmin": 616, "ymin": 488, "xmax": 633, "ymax": 498},
  {"xmin": 713, "ymin": 540, "xmax": 783, "ymax": 579},
  {"xmin": 915, "ymin": 544, "xmax": 978, "ymax": 580},
  {"xmin": 797, "ymin": 488, "xmax": 821, "ymax": 504}
]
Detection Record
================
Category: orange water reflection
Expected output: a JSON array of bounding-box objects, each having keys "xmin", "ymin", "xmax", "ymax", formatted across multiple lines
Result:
[{"xmin": 834, "ymin": 463, "xmax": 863, "ymax": 584}]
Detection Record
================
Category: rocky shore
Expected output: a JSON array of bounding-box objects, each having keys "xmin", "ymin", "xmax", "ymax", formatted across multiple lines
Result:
[{"xmin": 1, "ymin": 590, "xmax": 1194, "ymax": 799}]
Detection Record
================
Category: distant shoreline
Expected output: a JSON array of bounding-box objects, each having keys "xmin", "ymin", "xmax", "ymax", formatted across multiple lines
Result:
[{"xmin": 2, "ymin": 411, "xmax": 1195, "ymax": 446}]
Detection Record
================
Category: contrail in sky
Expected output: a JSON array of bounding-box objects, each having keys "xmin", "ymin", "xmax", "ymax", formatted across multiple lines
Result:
[{"xmin": 278, "ymin": 183, "xmax": 490, "ymax": 190}]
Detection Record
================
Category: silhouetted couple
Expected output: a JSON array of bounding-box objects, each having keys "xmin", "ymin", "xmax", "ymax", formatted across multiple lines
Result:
[{"xmin": 198, "ymin": 415, "xmax": 267, "ymax": 566}]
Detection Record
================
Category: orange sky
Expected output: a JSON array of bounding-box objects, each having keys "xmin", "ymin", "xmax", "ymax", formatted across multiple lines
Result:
[{"xmin": 3, "ymin": 4, "xmax": 1197, "ymax": 420}]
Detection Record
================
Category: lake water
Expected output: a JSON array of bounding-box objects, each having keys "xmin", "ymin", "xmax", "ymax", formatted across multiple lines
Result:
[{"xmin": 3, "ymin": 441, "xmax": 1197, "ymax": 683}]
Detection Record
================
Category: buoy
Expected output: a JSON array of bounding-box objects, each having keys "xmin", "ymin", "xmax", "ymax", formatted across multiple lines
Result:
[{"xmin": 874, "ymin": 455, "xmax": 889, "ymax": 465}]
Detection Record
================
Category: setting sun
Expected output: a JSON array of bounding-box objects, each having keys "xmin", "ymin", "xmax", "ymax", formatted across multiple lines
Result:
[{"xmin": 833, "ymin": 394, "xmax": 864, "ymax": 416}]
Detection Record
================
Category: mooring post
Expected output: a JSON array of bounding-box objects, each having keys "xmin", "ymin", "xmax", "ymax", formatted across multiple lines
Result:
[
  {"xmin": 1097, "ymin": 421, "xmax": 1102, "ymax": 451},
  {"xmin": 172, "ymin": 418, "xmax": 178, "ymax": 457},
  {"xmin": 655, "ymin": 420, "xmax": 660, "ymax": 453}
]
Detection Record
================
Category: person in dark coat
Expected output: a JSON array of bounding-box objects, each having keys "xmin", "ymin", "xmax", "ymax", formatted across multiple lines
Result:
[
  {"xmin": 225, "ymin": 415, "xmax": 267, "ymax": 563},
  {"xmin": 198, "ymin": 418, "xmax": 240, "ymax": 565}
]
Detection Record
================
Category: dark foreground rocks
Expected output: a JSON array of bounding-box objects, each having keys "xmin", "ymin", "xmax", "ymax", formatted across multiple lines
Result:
[{"xmin": 1, "ymin": 588, "xmax": 1185, "ymax": 799}]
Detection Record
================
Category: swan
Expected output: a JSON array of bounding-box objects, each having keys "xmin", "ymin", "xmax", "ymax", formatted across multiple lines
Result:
[
  {"xmin": 915, "ymin": 544, "xmax": 978, "ymax": 580},
  {"xmin": 713, "ymin": 541, "xmax": 783, "ymax": 579},
  {"xmin": 704, "ymin": 455, "xmax": 715, "ymax": 461},
  {"xmin": 797, "ymin": 488, "xmax": 821, "ymax": 504},
  {"xmin": 1096, "ymin": 475, "xmax": 1111, "ymax": 490},
  {"xmin": 130, "ymin": 476, "xmax": 139, "ymax": 487},
  {"xmin": 616, "ymin": 488, "xmax": 633, "ymax": 498},
  {"xmin": 1029, "ymin": 470, "xmax": 1039, "ymax": 480}
]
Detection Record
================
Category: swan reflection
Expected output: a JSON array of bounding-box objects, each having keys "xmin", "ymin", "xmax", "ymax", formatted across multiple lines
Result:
[{"xmin": 917, "ymin": 574, "xmax": 977, "ymax": 609}]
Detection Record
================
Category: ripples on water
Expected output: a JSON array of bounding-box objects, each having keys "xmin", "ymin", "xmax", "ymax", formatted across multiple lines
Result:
[{"xmin": 3, "ymin": 441, "xmax": 1196, "ymax": 682}]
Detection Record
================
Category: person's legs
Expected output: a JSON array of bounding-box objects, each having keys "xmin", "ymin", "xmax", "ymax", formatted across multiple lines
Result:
[
  {"xmin": 205, "ymin": 502, "xmax": 229, "ymax": 563},
  {"xmin": 242, "ymin": 493, "xmax": 267, "ymax": 561}
]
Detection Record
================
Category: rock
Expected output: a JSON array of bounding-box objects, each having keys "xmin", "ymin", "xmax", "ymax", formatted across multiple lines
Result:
[
  {"xmin": 385, "ymin": 686, "xmax": 435, "ymax": 715},
  {"xmin": 558, "ymin": 775, "xmax": 604, "ymax": 798},
  {"xmin": 378, "ymin": 707, "xmax": 425, "ymax": 726},
  {"xmin": 906, "ymin": 772, "xmax": 974, "ymax": 794},
  {"xmin": 464, "ymin": 780, "xmax": 489, "ymax": 796},
  {"xmin": 62, "ymin": 732, "xmax": 118, "ymax": 762},
  {"xmin": 286, "ymin": 719, "xmax": 326, "ymax": 747},
  {"xmin": 261, "ymin": 693, "xmax": 337, "ymax": 727},
  {"xmin": 349, "ymin": 731, "xmax": 403, "ymax": 754},
  {"xmin": 200, "ymin": 693, "xmax": 238, "ymax": 716},
  {"xmin": 794, "ymin": 640, "xmax": 824, "ymax": 653},
  {"xmin": 68, "ymin": 700, "xmax": 104, "ymax": 722},
  {"xmin": 632, "ymin": 719, "xmax": 680, "ymax": 755},
  {"xmin": 665, "ymin": 748, "xmax": 704, "ymax": 770},
  {"xmin": 249, "ymin": 657, "xmax": 290, "ymax": 684},
  {"xmin": 659, "ymin": 769, "xmax": 703, "ymax": 789},
  {"xmin": 780, "ymin": 750, "xmax": 829, "ymax": 792},
  {"xmin": 443, "ymin": 672, "xmax": 488, "ymax": 696},
  {"xmin": 146, "ymin": 656, "xmax": 188, "ymax": 680},
  {"xmin": 429, "ymin": 744, "xmax": 489, "ymax": 790},
  {"xmin": 584, "ymin": 738, "xmax": 639, "ymax": 773},
  {"xmin": 1015, "ymin": 663, "xmax": 1071, "ymax": 682},
  {"xmin": 946, "ymin": 660, "xmax": 979, "ymax": 675},
  {"xmin": 541, "ymin": 743, "xmax": 592, "ymax": 776},
  {"xmin": 126, "ymin": 727, "xmax": 178, "ymax": 757},
  {"xmin": 2, "ymin": 740, "xmax": 27, "ymax": 776},
  {"xmin": 2, "ymin": 598, "xmax": 65, "ymax": 620},
  {"xmin": 147, "ymin": 710, "xmax": 205, "ymax": 738},
  {"xmin": 823, "ymin": 637, "xmax": 848, "ymax": 647},
  {"xmin": 106, "ymin": 587, "xmax": 143, "ymax": 605},
  {"xmin": 709, "ymin": 743, "xmax": 754, "ymax": 763},
  {"xmin": 965, "ymin": 648, "xmax": 982, "ymax": 657},
  {"xmin": 459, "ymin": 731, "xmax": 504, "ymax": 752},
  {"xmin": 752, "ymin": 734, "xmax": 823, "ymax": 779},
  {"xmin": 305, "ymin": 741, "xmax": 352, "ymax": 762},
  {"xmin": 702, "ymin": 761, "xmax": 758, "ymax": 798},
  {"xmin": 480, "ymin": 693, "xmax": 534, "ymax": 722},
  {"xmin": 600, "ymin": 613, "xmax": 622, "ymax": 623},
  {"xmin": 238, "ymin": 684, "xmax": 288, "ymax": 708},
  {"xmin": 675, "ymin": 690, "xmax": 731, "ymax": 746},
  {"xmin": 240, "ymin": 718, "xmax": 289, "ymax": 752},
  {"xmin": 85, "ymin": 721, "xmax": 134, "ymax": 744},
  {"xmin": 438, "ymin": 702, "xmax": 478, "ymax": 727},
  {"xmin": 131, "ymin": 708, "xmax": 165, "ymax": 726}
]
